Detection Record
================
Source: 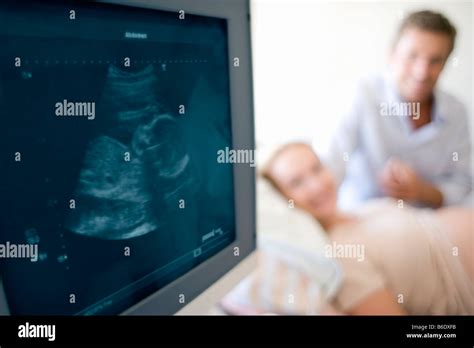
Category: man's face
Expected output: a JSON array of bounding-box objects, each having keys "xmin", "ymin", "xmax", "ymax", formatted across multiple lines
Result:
[{"xmin": 391, "ymin": 27, "xmax": 452, "ymax": 102}]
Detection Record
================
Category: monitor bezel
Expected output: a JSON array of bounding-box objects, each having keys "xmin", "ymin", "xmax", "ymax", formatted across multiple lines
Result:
[{"xmin": 0, "ymin": 0, "xmax": 256, "ymax": 315}]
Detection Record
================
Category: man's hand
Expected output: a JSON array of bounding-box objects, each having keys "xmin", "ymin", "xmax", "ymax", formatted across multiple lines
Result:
[{"xmin": 379, "ymin": 158, "xmax": 443, "ymax": 208}]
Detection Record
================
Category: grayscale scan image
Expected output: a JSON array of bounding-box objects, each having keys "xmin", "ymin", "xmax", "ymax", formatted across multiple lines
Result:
[{"xmin": 0, "ymin": 0, "xmax": 235, "ymax": 315}]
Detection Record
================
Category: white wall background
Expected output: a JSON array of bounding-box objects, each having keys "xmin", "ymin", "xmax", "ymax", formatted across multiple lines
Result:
[{"xmin": 251, "ymin": 0, "xmax": 473, "ymax": 153}]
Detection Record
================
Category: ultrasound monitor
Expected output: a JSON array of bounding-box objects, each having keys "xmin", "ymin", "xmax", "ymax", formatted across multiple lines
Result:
[{"xmin": 0, "ymin": 0, "xmax": 256, "ymax": 315}]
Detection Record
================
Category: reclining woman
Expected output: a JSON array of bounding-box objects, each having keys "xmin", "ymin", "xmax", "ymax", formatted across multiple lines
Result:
[{"xmin": 261, "ymin": 142, "xmax": 473, "ymax": 315}]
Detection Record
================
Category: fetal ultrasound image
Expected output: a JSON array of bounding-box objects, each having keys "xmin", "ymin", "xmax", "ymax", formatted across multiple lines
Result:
[
  {"xmin": 0, "ymin": 3, "xmax": 235, "ymax": 315},
  {"xmin": 65, "ymin": 64, "xmax": 197, "ymax": 240}
]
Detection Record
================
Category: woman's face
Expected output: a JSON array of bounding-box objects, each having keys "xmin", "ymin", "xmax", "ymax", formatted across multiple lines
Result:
[{"xmin": 268, "ymin": 144, "xmax": 338, "ymax": 220}]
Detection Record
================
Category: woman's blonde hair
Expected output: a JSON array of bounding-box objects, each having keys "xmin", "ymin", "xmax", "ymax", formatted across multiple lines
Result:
[{"xmin": 260, "ymin": 142, "xmax": 312, "ymax": 192}]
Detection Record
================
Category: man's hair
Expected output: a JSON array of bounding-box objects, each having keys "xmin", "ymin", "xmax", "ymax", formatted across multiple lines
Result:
[{"xmin": 395, "ymin": 10, "xmax": 457, "ymax": 54}]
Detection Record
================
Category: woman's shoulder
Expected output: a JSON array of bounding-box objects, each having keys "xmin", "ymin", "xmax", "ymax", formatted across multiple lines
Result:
[
  {"xmin": 347, "ymin": 198, "xmax": 403, "ymax": 217},
  {"xmin": 331, "ymin": 198, "xmax": 420, "ymax": 240}
]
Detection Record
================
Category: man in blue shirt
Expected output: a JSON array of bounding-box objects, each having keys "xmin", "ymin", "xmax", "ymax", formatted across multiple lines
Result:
[{"xmin": 324, "ymin": 10, "xmax": 472, "ymax": 209}]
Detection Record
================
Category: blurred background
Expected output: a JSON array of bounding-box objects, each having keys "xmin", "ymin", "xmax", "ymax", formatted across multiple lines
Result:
[{"xmin": 251, "ymin": 0, "xmax": 472, "ymax": 154}]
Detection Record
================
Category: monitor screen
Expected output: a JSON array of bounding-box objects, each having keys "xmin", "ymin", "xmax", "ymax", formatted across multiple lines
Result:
[{"xmin": 0, "ymin": 0, "xmax": 238, "ymax": 315}]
